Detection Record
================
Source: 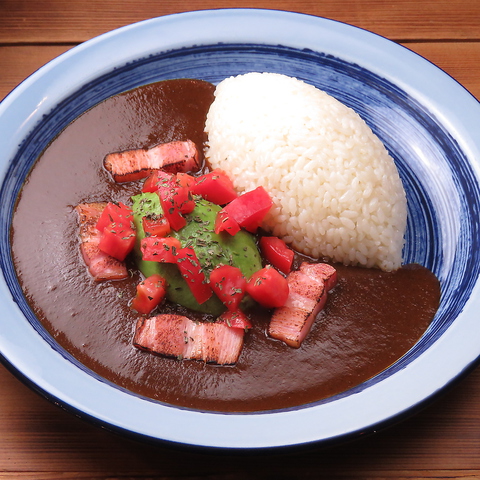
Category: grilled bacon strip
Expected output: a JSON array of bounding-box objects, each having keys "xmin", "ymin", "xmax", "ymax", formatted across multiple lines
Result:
[
  {"xmin": 75, "ymin": 202, "xmax": 129, "ymax": 281},
  {"xmin": 133, "ymin": 314, "xmax": 245, "ymax": 365},
  {"xmin": 104, "ymin": 139, "xmax": 200, "ymax": 183},
  {"xmin": 268, "ymin": 263, "xmax": 337, "ymax": 348}
]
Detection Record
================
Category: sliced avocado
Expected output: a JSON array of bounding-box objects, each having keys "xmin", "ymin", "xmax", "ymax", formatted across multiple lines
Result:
[{"xmin": 131, "ymin": 193, "xmax": 262, "ymax": 315}]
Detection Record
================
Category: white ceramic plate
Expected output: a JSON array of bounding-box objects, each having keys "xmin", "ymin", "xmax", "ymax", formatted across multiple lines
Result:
[{"xmin": 1, "ymin": 9, "xmax": 480, "ymax": 450}]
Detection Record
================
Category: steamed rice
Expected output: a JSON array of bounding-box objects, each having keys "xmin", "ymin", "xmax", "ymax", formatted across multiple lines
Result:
[{"xmin": 204, "ymin": 72, "xmax": 407, "ymax": 271}]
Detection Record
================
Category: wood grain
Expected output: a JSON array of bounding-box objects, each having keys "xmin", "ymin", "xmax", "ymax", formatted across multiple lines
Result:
[
  {"xmin": 1, "ymin": 1, "xmax": 480, "ymax": 478},
  {"xmin": 0, "ymin": 364, "xmax": 479, "ymax": 477},
  {"xmin": 0, "ymin": 46, "xmax": 72, "ymax": 101},
  {"xmin": 0, "ymin": 0, "xmax": 480, "ymax": 44},
  {"xmin": 405, "ymin": 42, "xmax": 480, "ymax": 100}
]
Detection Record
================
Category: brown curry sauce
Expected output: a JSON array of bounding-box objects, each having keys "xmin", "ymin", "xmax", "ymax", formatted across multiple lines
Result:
[{"xmin": 10, "ymin": 79, "xmax": 440, "ymax": 412}]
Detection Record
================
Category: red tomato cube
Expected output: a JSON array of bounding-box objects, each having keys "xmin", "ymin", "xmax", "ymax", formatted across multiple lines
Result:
[
  {"xmin": 175, "ymin": 247, "xmax": 212, "ymax": 304},
  {"xmin": 222, "ymin": 186, "xmax": 273, "ymax": 232},
  {"xmin": 209, "ymin": 265, "xmax": 247, "ymax": 311},
  {"xmin": 214, "ymin": 210, "xmax": 241, "ymax": 235},
  {"xmin": 246, "ymin": 266, "xmax": 289, "ymax": 308},
  {"xmin": 259, "ymin": 236, "xmax": 294, "ymax": 274},
  {"xmin": 131, "ymin": 274, "xmax": 167, "ymax": 314},
  {"xmin": 176, "ymin": 172, "xmax": 196, "ymax": 188},
  {"xmin": 141, "ymin": 236, "xmax": 181, "ymax": 263},
  {"xmin": 158, "ymin": 191, "xmax": 187, "ymax": 231},
  {"xmin": 154, "ymin": 175, "xmax": 194, "ymax": 231},
  {"xmin": 142, "ymin": 170, "xmax": 175, "ymax": 193},
  {"xmin": 171, "ymin": 183, "xmax": 195, "ymax": 215},
  {"xmin": 98, "ymin": 223, "xmax": 136, "ymax": 261},
  {"xmin": 142, "ymin": 214, "xmax": 171, "ymax": 237},
  {"xmin": 191, "ymin": 169, "xmax": 238, "ymax": 205},
  {"xmin": 96, "ymin": 202, "xmax": 134, "ymax": 232}
]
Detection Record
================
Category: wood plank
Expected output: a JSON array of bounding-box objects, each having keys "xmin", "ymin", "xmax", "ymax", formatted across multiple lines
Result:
[
  {"xmin": 0, "ymin": 45, "xmax": 72, "ymax": 101},
  {"xmin": 404, "ymin": 42, "xmax": 480, "ymax": 101},
  {"xmin": 1, "ymin": 474, "xmax": 479, "ymax": 479},
  {"xmin": 0, "ymin": 359, "xmax": 480, "ymax": 476},
  {"xmin": 0, "ymin": 0, "xmax": 480, "ymax": 44}
]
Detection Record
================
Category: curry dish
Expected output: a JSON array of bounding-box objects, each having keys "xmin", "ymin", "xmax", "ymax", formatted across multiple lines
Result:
[{"xmin": 10, "ymin": 79, "xmax": 440, "ymax": 412}]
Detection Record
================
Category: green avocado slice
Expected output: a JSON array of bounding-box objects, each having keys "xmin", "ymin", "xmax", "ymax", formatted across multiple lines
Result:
[{"xmin": 131, "ymin": 192, "xmax": 262, "ymax": 315}]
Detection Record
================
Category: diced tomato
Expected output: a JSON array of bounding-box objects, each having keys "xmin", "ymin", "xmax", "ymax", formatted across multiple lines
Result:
[
  {"xmin": 175, "ymin": 247, "xmax": 212, "ymax": 304},
  {"xmin": 131, "ymin": 274, "xmax": 167, "ymax": 315},
  {"xmin": 98, "ymin": 222, "xmax": 136, "ymax": 261},
  {"xmin": 160, "ymin": 199, "xmax": 187, "ymax": 231},
  {"xmin": 214, "ymin": 210, "xmax": 241, "ymax": 236},
  {"xmin": 259, "ymin": 236, "xmax": 294, "ymax": 274},
  {"xmin": 209, "ymin": 265, "xmax": 247, "ymax": 311},
  {"xmin": 170, "ymin": 181, "xmax": 195, "ymax": 215},
  {"xmin": 246, "ymin": 265, "xmax": 289, "ymax": 309},
  {"xmin": 141, "ymin": 236, "xmax": 181, "ymax": 263},
  {"xmin": 142, "ymin": 170, "xmax": 174, "ymax": 193},
  {"xmin": 95, "ymin": 202, "xmax": 134, "ymax": 232},
  {"xmin": 221, "ymin": 186, "xmax": 273, "ymax": 233},
  {"xmin": 152, "ymin": 176, "xmax": 193, "ymax": 231},
  {"xmin": 76, "ymin": 202, "xmax": 129, "ymax": 281},
  {"xmin": 191, "ymin": 169, "xmax": 238, "ymax": 205},
  {"xmin": 142, "ymin": 214, "xmax": 171, "ymax": 237},
  {"xmin": 176, "ymin": 172, "xmax": 196, "ymax": 188},
  {"xmin": 145, "ymin": 170, "xmax": 195, "ymax": 212},
  {"xmin": 144, "ymin": 171, "xmax": 194, "ymax": 229},
  {"xmin": 218, "ymin": 310, "xmax": 253, "ymax": 330},
  {"xmin": 158, "ymin": 192, "xmax": 187, "ymax": 231}
]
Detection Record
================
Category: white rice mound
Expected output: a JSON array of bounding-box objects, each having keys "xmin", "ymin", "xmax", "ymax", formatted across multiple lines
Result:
[{"xmin": 204, "ymin": 72, "xmax": 407, "ymax": 271}]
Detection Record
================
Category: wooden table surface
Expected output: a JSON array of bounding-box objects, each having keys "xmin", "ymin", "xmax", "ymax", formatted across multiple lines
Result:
[{"xmin": 1, "ymin": 1, "xmax": 480, "ymax": 478}]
